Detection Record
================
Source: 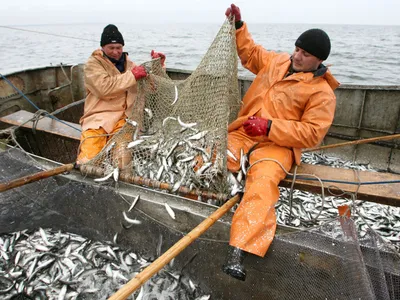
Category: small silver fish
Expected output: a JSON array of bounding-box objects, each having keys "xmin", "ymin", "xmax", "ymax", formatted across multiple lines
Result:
[
  {"xmin": 164, "ymin": 203, "xmax": 176, "ymax": 220},
  {"xmin": 171, "ymin": 85, "xmax": 178, "ymax": 105},
  {"xmin": 177, "ymin": 116, "xmax": 197, "ymax": 128},
  {"xmin": 128, "ymin": 195, "xmax": 140, "ymax": 212},
  {"xmin": 227, "ymin": 149, "xmax": 237, "ymax": 162},
  {"xmin": 122, "ymin": 212, "xmax": 142, "ymax": 225},
  {"xmin": 144, "ymin": 108, "xmax": 153, "ymax": 119},
  {"xmin": 127, "ymin": 139, "xmax": 144, "ymax": 148},
  {"xmin": 94, "ymin": 170, "xmax": 114, "ymax": 182},
  {"xmin": 113, "ymin": 168, "xmax": 119, "ymax": 182},
  {"xmin": 162, "ymin": 116, "xmax": 177, "ymax": 127},
  {"xmin": 188, "ymin": 130, "xmax": 208, "ymax": 141}
]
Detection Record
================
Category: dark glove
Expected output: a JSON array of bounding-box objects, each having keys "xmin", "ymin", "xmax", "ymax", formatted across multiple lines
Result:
[
  {"xmin": 151, "ymin": 50, "xmax": 166, "ymax": 66},
  {"xmin": 131, "ymin": 65, "xmax": 147, "ymax": 80},
  {"xmin": 243, "ymin": 116, "xmax": 271, "ymax": 136},
  {"xmin": 225, "ymin": 4, "xmax": 241, "ymax": 22}
]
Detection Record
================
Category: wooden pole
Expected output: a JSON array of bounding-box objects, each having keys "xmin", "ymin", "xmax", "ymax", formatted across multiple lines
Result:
[
  {"xmin": 303, "ymin": 133, "xmax": 400, "ymax": 153},
  {"xmin": 80, "ymin": 165, "xmax": 228, "ymax": 201},
  {"xmin": 0, "ymin": 163, "xmax": 74, "ymax": 192},
  {"xmin": 108, "ymin": 194, "xmax": 240, "ymax": 300},
  {"xmin": 0, "ymin": 162, "xmax": 229, "ymax": 201}
]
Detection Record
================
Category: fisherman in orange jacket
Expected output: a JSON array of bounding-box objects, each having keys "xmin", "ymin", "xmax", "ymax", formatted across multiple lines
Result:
[
  {"xmin": 223, "ymin": 4, "xmax": 340, "ymax": 281},
  {"xmin": 77, "ymin": 24, "xmax": 166, "ymax": 166}
]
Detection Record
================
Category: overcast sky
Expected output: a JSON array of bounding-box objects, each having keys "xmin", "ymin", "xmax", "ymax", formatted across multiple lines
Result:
[{"xmin": 1, "ymin": 0, "xmax": 400, "ymax": 26}]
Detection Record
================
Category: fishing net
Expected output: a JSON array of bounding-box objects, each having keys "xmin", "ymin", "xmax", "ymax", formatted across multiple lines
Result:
[
  {"xmin": 80, "ymin": 20, "xmax": 240, "ymax": 198},
  {"xmin": 1, "ymin": 148, "xmax": 399, "ymax": 299},
  {"xmin": 269, "ymin": 214, "xmax": 400, "ymax": 300}
]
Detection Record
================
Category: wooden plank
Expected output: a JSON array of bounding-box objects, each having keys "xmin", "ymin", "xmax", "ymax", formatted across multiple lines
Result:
[
  {"xmin": 281, "ymin": 164, "xmax": 400, "ymax": 207},
  {"xmin": 0, "ymin": 110, "xmax": 81, "ymax": 140}
]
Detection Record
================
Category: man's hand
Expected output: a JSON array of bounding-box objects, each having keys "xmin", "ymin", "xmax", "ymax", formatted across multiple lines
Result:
[
  {"xmin": 131, "ymin": 65, "xmax": 147, "ymax": 80},
  {"xmin": 225, "ymin": 4, "xmax": 241, "ymax": 22},
  {"xmin": 151, "ymin": 50, "xmax": 166, "ymax": 66},
  {"xmin": 243, "ymin": 116, "xmax": 270, "ymax": 136}
]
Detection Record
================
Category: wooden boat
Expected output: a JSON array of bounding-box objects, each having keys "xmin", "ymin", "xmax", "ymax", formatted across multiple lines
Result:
[
  {"xmin": 1, "ymin": 64, "xmax": 399, "ymax": 206},
  {"xmin": 0, "ymin": 65, "xmax": 399, "ymax": 299}
]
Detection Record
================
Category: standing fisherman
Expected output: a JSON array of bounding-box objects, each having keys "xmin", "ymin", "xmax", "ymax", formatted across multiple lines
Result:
[
  {"xmin": 223, "ymin": 4, "xmax": 339, "ymax": 281},
  {"xmin": 77, "ymin": 24, "xmax": 166, "ymax": 166}
]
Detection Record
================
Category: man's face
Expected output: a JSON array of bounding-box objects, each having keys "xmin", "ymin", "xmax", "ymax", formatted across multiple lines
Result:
[
  {"xmin": 102, "ymin": 43, "xmax": 123, "ymax": 60},
  {"xmin": 291, "ymin": 47, "xmax": 323, "ymax": 72}
]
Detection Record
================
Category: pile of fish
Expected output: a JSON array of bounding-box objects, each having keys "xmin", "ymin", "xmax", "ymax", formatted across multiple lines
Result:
[
  {"xmin": 300, "ymin": 152, "xmax": 376, "ymax": 171},
  {"xmin": 98, "ymin": 116, "xmax": 226, "ymax": 194},
  {"xmin": 0, "ymin": 228, "xmax": 210, "ymax": 300},
  {"xmin": 280, "ymin": 153, "xmax": 399, "ymax": 250}
]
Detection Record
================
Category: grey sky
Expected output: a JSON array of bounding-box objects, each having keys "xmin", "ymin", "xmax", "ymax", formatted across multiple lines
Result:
[{"xmin": 1, "ymin": 0, "xmax": 399, "ymax": 26}]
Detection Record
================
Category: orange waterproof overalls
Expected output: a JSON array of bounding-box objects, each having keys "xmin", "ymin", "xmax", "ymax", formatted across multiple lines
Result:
[{"xmin": 228, "ymin": 23, "xmax": 340, "ymax": 257}]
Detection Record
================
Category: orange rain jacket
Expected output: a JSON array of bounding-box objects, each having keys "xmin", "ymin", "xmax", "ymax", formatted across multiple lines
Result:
[
  {"xmin": 227, "ymin": 22, "xmax": 339, "ymax": 257},
  {"xmin": 79, "ymin": 49, "xmax": 138, "ymax": 133},
  {"xmin": 229, "ymin": 23, "xmax": 340, "ymax": 165}
]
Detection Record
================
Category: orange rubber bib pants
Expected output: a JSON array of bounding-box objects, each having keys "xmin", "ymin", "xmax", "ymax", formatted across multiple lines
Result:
[
  {"xmin": 77, "ymin": 118, "xmax": 126, "ymax": 163},
  {"xmin": 227, "ymin": 128, "xmax": 294, "ymax": 257}
]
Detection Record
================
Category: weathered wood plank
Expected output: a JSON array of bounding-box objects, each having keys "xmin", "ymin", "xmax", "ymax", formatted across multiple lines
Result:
[
  {"xmin": 282, "ymin": 164, "xmax": 400, "ymax": 207},
  {"xmin": 0, "ymin": 110, "xmax": 81, "ymax": 140}
]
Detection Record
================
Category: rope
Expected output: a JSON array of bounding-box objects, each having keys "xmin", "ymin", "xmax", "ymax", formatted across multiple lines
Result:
[
  {"xmin": 31, "ymin": 109, "xmax": 49, "ymax": 134},
  {"xmin": 288, "ymin": 166, "xmax": 315, "ymax": 223},
  {"xmin": 51, "ymin": 99, "xmax": 85, "ymax": 116},
  {"xmin": 246, "ymin": 157, "xmax": 326, "ymax": 224},
  {"xmin": 0, "ymin": 74, "xmax": 40, "ymax": 110},
  {"xmin": 59, "ymin": 63, "xmax": 72, "ymax": 84},
  {"xmin": 0, "ymin": 25, "xmax": 97, "ymax": 43},
  {"xmin": 0, "ymin": 73, "xmax": 81, "ymax": 132},
  {"xmin": 290, "ymin": 176, "xmax": 400, "ymax": 185}
]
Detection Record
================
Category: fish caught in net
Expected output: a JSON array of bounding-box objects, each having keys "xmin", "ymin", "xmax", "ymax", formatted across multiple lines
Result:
[{"xmin": 80, "ymin": 20, "xmax": 241, "ymax": 198}]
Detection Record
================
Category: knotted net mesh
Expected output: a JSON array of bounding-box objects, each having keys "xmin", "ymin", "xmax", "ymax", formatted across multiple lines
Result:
[{"xmin": 80, "ymin": 20, "xmax": 241, "ymax": 198}]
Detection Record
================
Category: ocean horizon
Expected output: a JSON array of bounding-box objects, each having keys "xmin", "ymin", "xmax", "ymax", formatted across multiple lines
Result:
[{"xmin": 1, "ymin": 22, "xmax": 400, "ymax": 85}]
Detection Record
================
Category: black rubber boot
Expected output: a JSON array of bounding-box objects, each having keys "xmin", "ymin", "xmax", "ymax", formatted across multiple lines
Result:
[{"xmin": 222, "ymin": 246, "xmax": 247, "ymax": 281}]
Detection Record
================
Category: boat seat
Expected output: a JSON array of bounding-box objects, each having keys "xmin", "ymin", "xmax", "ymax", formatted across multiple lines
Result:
[
  {"xmin": 1, "ymin": 110, "xmax": 399, "ymax": 206},
  {"xmin": 0, "ymin": 110, "xmax": 81, "ymax": 140},
  {"xmin": 284, "ymin": 164, "xmax": 400, "ymax": 207}
]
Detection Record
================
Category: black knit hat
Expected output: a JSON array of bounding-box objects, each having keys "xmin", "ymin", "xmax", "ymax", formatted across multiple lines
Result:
[
  {"xmin": 295, "ymin": 29, "xmax": 331, "ymax": 60},
  {"xmin": 100, "ymin": 24, "xmax": 124, "ymax": 47}
]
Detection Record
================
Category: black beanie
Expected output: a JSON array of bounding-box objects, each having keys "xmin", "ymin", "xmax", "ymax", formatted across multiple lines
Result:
[
  {"xmin": 295, "ymin": 29, "xmax": 331, "ymax": 60},
  {"xmin": 100, "ymin": 24, "xmax": 124, "ymax": 47}
]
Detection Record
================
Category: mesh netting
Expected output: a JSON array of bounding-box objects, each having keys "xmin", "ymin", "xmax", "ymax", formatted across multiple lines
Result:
[
  {"xmin": 271, "ymin": 216, "xmax": 400, "ymax": 300},
  {"xmin": 81, "ymin": 20, "xmax": 240, "ymax": 197}
]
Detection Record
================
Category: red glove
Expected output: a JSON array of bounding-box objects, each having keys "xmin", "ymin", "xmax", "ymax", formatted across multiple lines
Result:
[
  {"xmin": 131, "ymin": 65, "xmax": 147, "ymax": 80},
  {"xmin": 243, "ymin": 116, "xmax": 270, "ymax": 136},
  {"xmin": 151, "ymin": 50, "xmax": 166, "ymax": 66},
  {"xmin": 225, "ymin": 4, "xmax": 241, "ymax": 22}
]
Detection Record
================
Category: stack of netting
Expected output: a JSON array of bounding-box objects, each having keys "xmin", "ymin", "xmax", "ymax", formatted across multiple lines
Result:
[{"xmin": 80, "ymin": 20, "xmax": 241, "ymax": 197}]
